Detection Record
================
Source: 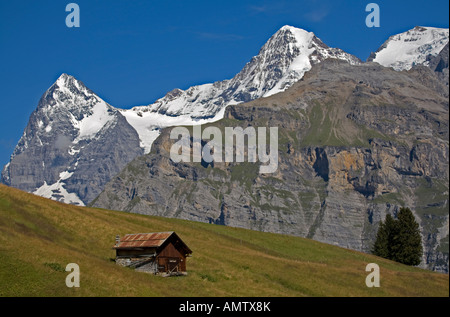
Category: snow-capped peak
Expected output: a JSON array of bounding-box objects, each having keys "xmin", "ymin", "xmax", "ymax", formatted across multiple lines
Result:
[
  {"xmin": 117, "ymin": 25, "xmax": 360, "ymax": 155},
  {"xmin": 370, "ymin": 26, "xmax": 449, "ymax": 71},
  {"xmin": 279, "ymin": 25, "xmax": 296, "ymax": 31},
  {"xmin": 276, "ymin": 25, "xmax": 315, "ymax": 44},
  {"xmin": 38, "ymin": 74, "xmax": 117, "ymax": 141},
  {"xmin": 56, "ymin": 72, "xmax": 74, "ymax": 86},
  {"xmin": 124, "ymin": 25, "xmax": 360, "ymax": 123},
  {"xmin": 277, "ymin": 25, "xmax": 314, "ymax": 37},
  {"xmin": 4, "ymin": 72, "xmax": 139, "ymax": 206},
  {"xmin": 54, "ymin": 73, "xmax": 89, "ymax": 97},
  {"xmin": 39, "ymin": 73, "xmax": 90, "ymax": 110},
  {"xmin": 234, "ymin": 25, "xmax": 316, "ymax": 98},
  {"xmin": 278, "ymin": 25, "xmax": 314, "ymax": 38},
  {"xmin": 114, "ymin": 25, "xmax": 363, "ymax": 156},
  {"xmin": 257, "ymin": 25, "xmax": 360, "ymax": 97}
]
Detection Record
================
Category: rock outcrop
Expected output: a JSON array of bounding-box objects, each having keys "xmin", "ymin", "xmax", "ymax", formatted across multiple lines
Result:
[{"xmin": 1, "ymin": 74, "xmax": 143, "ymax": 205}]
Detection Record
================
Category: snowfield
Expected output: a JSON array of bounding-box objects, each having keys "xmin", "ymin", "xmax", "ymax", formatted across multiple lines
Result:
[{"xmin": 372, "ymin": 26, "xmax": 449, "ymax": 71}]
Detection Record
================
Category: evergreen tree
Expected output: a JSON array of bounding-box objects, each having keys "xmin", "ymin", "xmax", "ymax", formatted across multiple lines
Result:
[
  {"xmin": 372, "ymin": 208, "xmax": 422, "ymax": 266},
  {"xmin": 393, "ymin": 207, "xmax": 423, "ymax": 266},
  {"xmin": 384, "ymin": 213, "xmax": 398, "ymax": 260},
  {"xmin": 372, "ymin": 220, "xmax": 388, "ymax": 258}
]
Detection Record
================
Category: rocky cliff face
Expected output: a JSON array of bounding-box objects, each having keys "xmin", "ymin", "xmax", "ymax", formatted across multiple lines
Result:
[
  {"xmin": 1, "ymin": 74, "xmax": 143, "ymax": 205},
  {"xmin": 428, "ymin": 43, "xmax": 449, "ymax": 87},
  {"xmin": 92, "ymin": 60, "xmax": 449, "ymax": 272}
]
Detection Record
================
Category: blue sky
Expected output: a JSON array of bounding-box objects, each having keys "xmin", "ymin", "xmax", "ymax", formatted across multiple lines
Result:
[{"xmin": 0, "ymin": 0, "xmax": 448, "ymax": 167}]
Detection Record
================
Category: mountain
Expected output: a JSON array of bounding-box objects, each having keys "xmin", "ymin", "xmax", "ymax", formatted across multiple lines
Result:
[
  {"xmin": 92, "ymin": 59, "xmax": 449, "ymax": 273},
  {"xmin": 120, "ymin": 25, "xmax": 360, "ymax": 152},
  {"xmin": 1, "ymin": 184, "xmax": 448, "ymax": 297},
  {"xmin": 1, "ymin": 74, "xmax": 143, "ymax": 205},
  {"xmin": 125, "ymin": 25, "xmax": 360, "ymax": 119},
  {"xmin": 368, "ymin": 26, "xmax": 449, "ymax": 71},
  {"xmin": 1, "ymin": 25, "xmax": 361, "ymax": 204},
  {"xmin": 1, "ymin": 25, "xmax": 449, "ymax": 272}
]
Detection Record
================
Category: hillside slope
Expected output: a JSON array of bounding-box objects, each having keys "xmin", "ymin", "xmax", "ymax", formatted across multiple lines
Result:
[{"xmin": 0, "ymin": 184, "xmax": 448, "ymax": 297}]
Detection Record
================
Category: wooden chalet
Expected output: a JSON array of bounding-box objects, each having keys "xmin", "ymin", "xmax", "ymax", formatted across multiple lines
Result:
[{"xmin": 113, "ymin": 232, "xmax": 192, "ymax": 275}]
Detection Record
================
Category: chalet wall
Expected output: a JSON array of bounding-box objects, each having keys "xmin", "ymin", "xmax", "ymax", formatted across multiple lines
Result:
[
  {"xmin": 158, "ymin": 242, "xmax": 183, "ymax": 258},
  {"xmin": 135, "ymin": 261, "xmax": 158, "ymax": 274}
]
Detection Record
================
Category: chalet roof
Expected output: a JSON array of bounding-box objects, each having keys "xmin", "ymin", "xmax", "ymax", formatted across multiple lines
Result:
[{"xmin": 113, "ymin": 231, "xmax": 192, "ymax": 254}]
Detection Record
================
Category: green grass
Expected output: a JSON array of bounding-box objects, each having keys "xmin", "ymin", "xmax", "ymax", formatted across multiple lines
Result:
[
  {"xmin": 414, "ymin": 178, "xmax": 449, "ymax": 235},
  {"xmin": 298, "ymin": 102, "xmax": 396, "ymax": 148},
  {"xmin": 230, "ymin": 162, "xmax": 259, "ymax": 192},
  {"xmin": 0, "ymin": 184, "xmax": 448, "ymax": 297},
  {"xmin": 372, "ymin": 192, "xmax": 406, "ymax": 206}
]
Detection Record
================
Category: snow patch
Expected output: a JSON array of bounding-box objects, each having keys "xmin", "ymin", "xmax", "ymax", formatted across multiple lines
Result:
[
  {"xmin": 73, "ymin": 101, "xmax": 114, "ymax": 143},
  {"xmin": 3, "ymin": 162, "xmax": 10, "ymax": 181},
  {"xmin": 33, "ymin": 172, "xmax": 84, "ymax": 206},
  {"xmin": 121, "ymin": 106, "xmax": 225, "ymax": 154},
  {"xmin": 59, "ymin": 170, "xmax": 73, "ymax": 180},
  {"xmin": 68, "ymin": 146, "xmax": 80, "ymax": 156}
]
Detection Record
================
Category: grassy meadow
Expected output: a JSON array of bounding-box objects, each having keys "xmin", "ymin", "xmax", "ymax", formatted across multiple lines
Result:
[{"xmin": 0, "ymin": 184, "xmax": 448, "ymax": 297}]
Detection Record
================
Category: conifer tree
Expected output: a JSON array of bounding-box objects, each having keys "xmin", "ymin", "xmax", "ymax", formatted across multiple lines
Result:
[
  {"xmin": 393, "ymin": 207, "xmax": 423, "ymax": 266},
  {"xmin": 384, "ymin": 213, "xmax": 398, "ymax": 259},
  {"xmin": 372, "ymin": 208, "xmax": 422, "ymax": 266},
  {"xmin": 372, "ymin": 220, "xmax": 388, "ymax": 258}
]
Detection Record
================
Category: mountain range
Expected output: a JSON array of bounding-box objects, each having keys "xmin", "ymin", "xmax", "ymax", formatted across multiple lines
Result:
[{"xmin": 1, "ymin": 25, "xmax": 449, "ymax": 272}]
